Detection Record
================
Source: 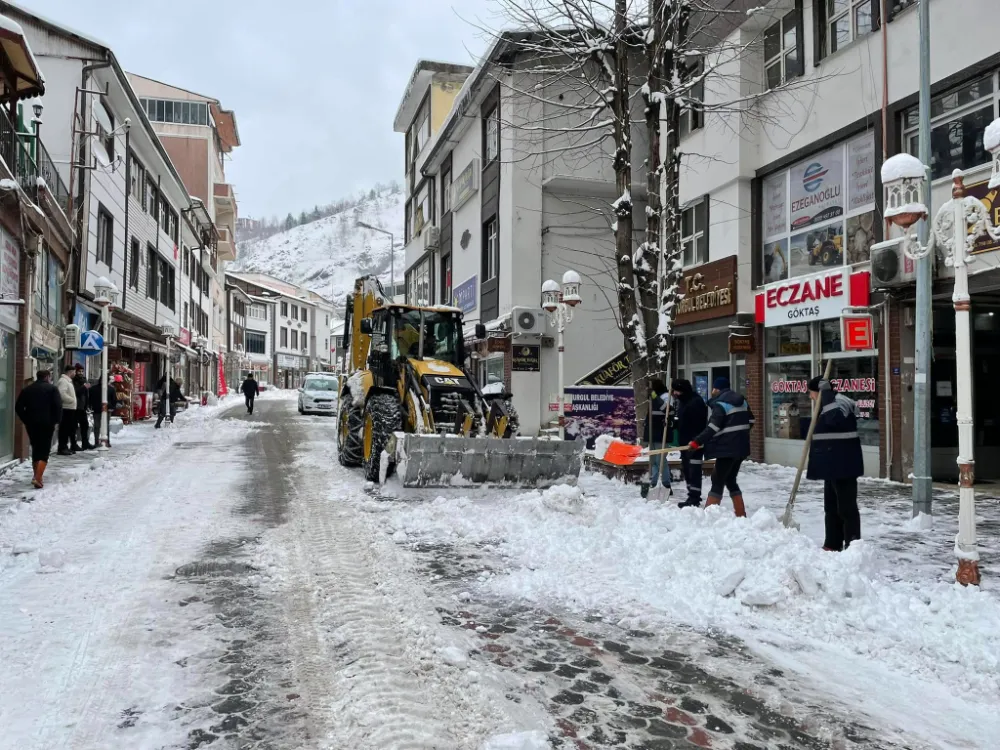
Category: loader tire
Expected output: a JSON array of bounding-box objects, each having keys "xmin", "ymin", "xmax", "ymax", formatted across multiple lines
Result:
[
  {"xmin": 337, "ymin": 392, "xmax": 364, "ymax": 467},
  {"xmin": 503, "ymin": 398, "xmax": 521, "ymax": 437},
  {"xmin": 362, "ymin": 392, "xmax": 402, "ymax": 483}
]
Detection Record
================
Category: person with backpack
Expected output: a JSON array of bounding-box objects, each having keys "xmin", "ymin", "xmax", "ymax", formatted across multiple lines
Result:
[
  {"xmin": 689, "ymin": 377, "xmax": 754, "ymax": 517},
  {"xmin": 671, "ymin": 378, "xmax": 708, "ymax": 508}
]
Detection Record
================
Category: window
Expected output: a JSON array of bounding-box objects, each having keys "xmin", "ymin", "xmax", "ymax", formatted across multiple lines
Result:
[
  {"xmin": 184, "ymin": 302, "xmax": 189, "ymax": 329},
  {"xmin": 483, "ymin": 218, "xmax": 498, "ymax": 281},
  {"xmin": 280, "ymin": 301, "xmax": 288, "ymax": 318},
  {"xmin": 139, "ymin": 98, "xmax": 209, "ymax": 126},
  {"xmin": 818, "ymin": 0, "xmax": 876, "ymax": 59},
  {"xmin": 146, "ymin": 177, "xmax": 157, "ymax": 216},
  {"xmin": 409, "ymin": 98, "xmax": 431, "ymax": 163},
  {"xmin": 291, "ymin": 329, "xmax": 299, "ymax": 349},
  {"xmin": 159, "ymin": 256, "xmax": 175, "ymax": 310},
  {"xmin": 680, "ymin": 199, "xmax": 708, "ymax": 267},
  {"xmin": 95, "ymin": 99, "xmax": 115, "ymax": 161},
  {"xmin": 182, "ymin": 246, "xmax": 190, "ymax": 276},
  {"xmin": 301, "ymin": 307, "xmax": 307, "ymax": 324},
  {"xmin": 409, "ymin": 179, "xmax": 432, "ymax": 238},
  {"xmin": 129, "ymin": 237, "xmax": 140, "ymax": 289},
  {"xmin": 129, "ymin": 153, "xmax": 144, "ymax": 202},
  {"xmin": 904, "ymin": 73, "xmax": 997, "ymax": 181},
  {"xmin": 96, "ymin": 205, "xmax": 113, "ymax": 266},
  {"xmin": 440, "ymin": 253, "xmax": 452, "ymax": 305},
  {"xmin": 250, "ymin": 304, "xmax": 267, "ymax": 320},
  {"xmin": 146, "ymin": 244, "xmax": 158, "ymax": 299},
  {"xmin": 764, "ymin": 9, "xmax": 803, "ymax": 90},
  {"xmin": 441, "ymin": 167, "xmax": 452, "ymax": 214},
  {"xmin": 760, "ymin": 133, "xmax": 876, "ymax": 283},
  {"xmin": 245, "ymin": 331, "xmax": 266, "ymax": 355},
  {"xmin": 484, "ymin": 105, "xmax": 499, "ymax": 162},
  {"xmin": 324, "ymin": 338, "xmax": 328, "ymax": 352},
  {"xmin": 406, "ymin": 256, "xmax": 433, "ymax": 306},
  {"xmin": 280, "ymin": 327, "xmax": 288, "ymax": 348},
  {"xmin": 679, "ymin": 58, "xmax": 705, "ymax": 138},
  {"xmin": 325, "ymin": 314, "xmax": 329, "ymax": 326},
  {"xmin": 291, "ymin": 304, "xmax": 298, "ymax": 321}
]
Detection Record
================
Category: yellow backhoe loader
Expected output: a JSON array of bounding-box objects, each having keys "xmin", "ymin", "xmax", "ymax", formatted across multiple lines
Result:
[{"xmin": 336, "ymin": 275, "xmax": 582, "ymax": 487}]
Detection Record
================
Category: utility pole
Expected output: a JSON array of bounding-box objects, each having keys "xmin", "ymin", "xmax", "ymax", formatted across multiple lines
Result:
[{"xmin": 912, "ymin": 0, "xmax": 933, "ymax": 517}]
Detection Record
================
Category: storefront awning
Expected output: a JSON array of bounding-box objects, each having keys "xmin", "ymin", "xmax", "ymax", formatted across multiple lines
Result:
[{"xmin": 0, "ymin": 15, "xmax": 44, "ymax": 103}]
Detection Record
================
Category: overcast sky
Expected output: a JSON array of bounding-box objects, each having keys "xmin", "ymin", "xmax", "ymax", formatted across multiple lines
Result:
[{"xmin": 22, "ymin": 0, "xmax": 496, "ymax": 219}]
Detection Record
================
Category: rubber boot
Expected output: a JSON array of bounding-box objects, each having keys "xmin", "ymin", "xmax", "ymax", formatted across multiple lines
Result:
[
  {"xmin": 705, "ymin": 494, "xmax": 722, "ymax": 507},
  {"xmin": 33, "ymin": 460, "xmax": 46, "ymax": 489},
  {"xmin": 731, "ymin": 493, "xmax": 747, "ymax": 518}
]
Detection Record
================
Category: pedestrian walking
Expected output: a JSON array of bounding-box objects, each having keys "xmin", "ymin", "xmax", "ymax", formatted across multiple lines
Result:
[
  {"xmin": 90, "ymin": 374, "xmax": 118, "ymax": 447},
  {"xmin": 56, "ymin": 364, "xmax": 79, "ymax": 455},
  {"xmin": 671, "ymin": 378, "xmax": 708, "ymax": 508},
  {"xmin": 241, "ymin": 373, "xmax": 259, "ymax": 415},
  {"xmin": 806, "ymin": 376, "xmax": 863, "ymax": 550},
  {"xmin": 688, "ymin": 377, "xmax": 754, "ymax": 517},
  {"xmin": 15, "ymin": 370, "xmax": 63, "ymax": 488},
  {"xmin": 155, "ymin": 377, "xmax": 186, "ymax": 428},
  {"xmin": 640, "ymin": 379, "xmax": 671, "ymax": 499},
  {"xmin": 73, "ymin": 368, "xmax": 93, "ymax": 450}
]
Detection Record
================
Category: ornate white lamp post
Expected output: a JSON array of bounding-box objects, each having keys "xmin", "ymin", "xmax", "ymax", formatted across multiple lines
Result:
[
  {"xmin": 93, "ymin": 276, "xmax": 119, "ymax": 453},
  {"xmin": 882, "ymin": 138, "xmax": 1000, "ymax": 586},
  {"xmin": 542, "ymin": 270, "xmax": 582, "ymax": 439},
  {"xmin": 160, "ymin": 323, "xmax": 177, "ymax": 384}
]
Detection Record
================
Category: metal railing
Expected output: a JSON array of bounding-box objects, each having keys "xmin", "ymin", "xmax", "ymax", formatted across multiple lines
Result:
[{"xmin": 0, "ymin": 104, "xmax": 72, "ymax": 216}]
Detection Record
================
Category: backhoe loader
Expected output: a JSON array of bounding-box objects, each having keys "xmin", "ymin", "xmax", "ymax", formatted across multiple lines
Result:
[{"xmin": 336, "ymin": 275, "xmax": 582, "ymax": 487}]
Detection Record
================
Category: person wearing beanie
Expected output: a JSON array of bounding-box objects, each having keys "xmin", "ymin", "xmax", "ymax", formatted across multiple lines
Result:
[
  {"xmin": 807, "ymin": 376, "xmax": 863, "ymax": 550},
  {"xmin": 671, "ymin": 378, "xmax": 708, "ymax": 507},
  {"xmin": 688, "ymin": 376, "xmax": 754, "ymax": 517},
  {"xmin": 640, "ymin": 378, "xmax": 672, "ymax": 499}
]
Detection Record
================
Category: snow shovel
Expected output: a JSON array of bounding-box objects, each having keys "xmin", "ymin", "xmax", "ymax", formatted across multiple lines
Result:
[
  {"xmin": 780, "ymin": 358, "xmax": 833, "ymax": 529},
  {"xmin": 602, "ymin": 441, "xmax": 689, "ymax": 467}
]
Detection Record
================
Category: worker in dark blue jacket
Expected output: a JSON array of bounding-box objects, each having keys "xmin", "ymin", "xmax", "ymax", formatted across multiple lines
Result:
[
  {"xmin": 640, "ymin": 379, "xmax": 671, "ymax": 499},
  {"xmin": 807, "ymin": 376, "xmax": 863, "ymax": 550},
  {"xmin": 671, "ymin": 378, "xmax": 708, "ymax": 507},
  {"xmin": 689, "ymin": 377, "xmax": 753, "ymax": 517}
]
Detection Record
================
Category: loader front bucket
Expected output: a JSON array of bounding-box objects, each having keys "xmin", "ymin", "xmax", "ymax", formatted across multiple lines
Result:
[{"xmin": 395, "ymin": 434, "xmax": 584, "ymax": 488}]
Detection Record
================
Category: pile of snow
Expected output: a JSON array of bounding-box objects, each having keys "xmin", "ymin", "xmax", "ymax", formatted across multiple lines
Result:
[
  {"xmin": 593, "ymin": 434, "xmax": 616, "ymax": 460},
  {"xmin": 234, "ymin": 184, "xmax": 404, "ymax": 305},
  {"xmin": 386, "ymin": 479, "xmax": 1000, "ymax": 700},
  {"xmin": 482, "ymin": 731, "xmax": 549, "ymax": 750}
]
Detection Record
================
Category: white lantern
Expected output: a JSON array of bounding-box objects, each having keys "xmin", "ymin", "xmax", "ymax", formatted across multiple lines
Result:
[
  {"xmin": 93, "ymin": 276, "xmax": 119, "ymax": 308},
  {"xmin": 881, "ymin": 153, "xmax": 928, "ymax": 229},
  {"xmin": 561, "ymin": 270, "xmax": 582, "ymax": 307},
  {"xmin": 160, "ymin": 323, "xmax": 177, "ymax": 338},
  {"xmin": 541, "ymin": 279, "xmax": 560, "ymax": 312},
  {"xmin": 985, "ymin": 117, "xmax": 1000, "ymax": 189}
]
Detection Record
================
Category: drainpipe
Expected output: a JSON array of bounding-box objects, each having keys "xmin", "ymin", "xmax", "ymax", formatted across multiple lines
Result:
[
  {"xmin": 119, "ymin": 123, "xmax": 131, "ymax": 311},
  {"xmin": 67, "ymin": 59, "xmax": 111, "ymax": 330}
]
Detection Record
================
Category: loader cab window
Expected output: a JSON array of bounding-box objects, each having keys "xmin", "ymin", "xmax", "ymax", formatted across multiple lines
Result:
[{"xmin": 390, "ymin": 309, "xmax": 462, "ymax": 365}]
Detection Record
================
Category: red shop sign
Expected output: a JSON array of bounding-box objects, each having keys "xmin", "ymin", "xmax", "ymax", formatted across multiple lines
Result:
[
  {"xmin": 755, "ymin": 269, "xmax": 870, "ymax": 328},
  {"xmin": 841, "ymin": 314, "xmax": 874, "ymax": 351}
]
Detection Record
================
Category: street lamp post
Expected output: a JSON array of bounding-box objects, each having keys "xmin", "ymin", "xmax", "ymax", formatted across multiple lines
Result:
[
  {"xmin": 355, "ymin": 219, "xmax": 395, "ymax": 299},
  {"xmin": 542, "ymin": 270, "xmax": 582, "ymax": 440},
  {"xmin": 882, "ymin": 139, "xmax": 1000, "ymax": 586},
  {"xmin": 93, "ymin": 276, "xmax": 119, "ymax": 453}
]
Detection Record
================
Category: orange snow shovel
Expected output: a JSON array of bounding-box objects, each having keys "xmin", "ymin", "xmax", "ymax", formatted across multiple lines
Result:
[{"xmin": 602, "ymin": 440, "xmax": 690, "ymax": 467}]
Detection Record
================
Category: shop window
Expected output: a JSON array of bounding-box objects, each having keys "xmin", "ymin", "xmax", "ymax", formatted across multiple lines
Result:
[
  {"xmin": 766, "ymin": 324, "xmax": 811, "ymax": 357},
  {"xmin": 681, "ymin": 199, "xmax": 708, "ymax": 267},
  {"xmin": 482, "ymin": 355, "xmax": 504, "ymax": 388},
  {"xmin": 406, "ymin": 256, "xmax": 432, "ymax": 306},
  {"xmin": 760, "ymin": 133, "xmax": 875, "ymax": 283},
  {"xmin": 829, "ymin": 356, "xmax": 879, "ymax": 446},
  {"xmin": 766, "ymin": 361, "xmax": 812, "ymax": 440},
  {"xmin": 763, "ymin": 8, "xmax": 803, "ymax": 91},
  {"xmin": 904, "ymin": 73, "xmax": 997, "ymax": 181},
  {"xmin": 688, "ymin": 331, "xmax": 728, "ymax": 363}
]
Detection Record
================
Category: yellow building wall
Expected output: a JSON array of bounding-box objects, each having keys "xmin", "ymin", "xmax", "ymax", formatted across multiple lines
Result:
[{"xmin": 430, "ymin": 80, "xmax": 464, "ymax": 136}]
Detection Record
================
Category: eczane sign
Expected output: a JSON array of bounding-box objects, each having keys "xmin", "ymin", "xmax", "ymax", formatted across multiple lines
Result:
[{"xmin": 755, "ymin": 268, "xmax": 870, "ymax": 328}]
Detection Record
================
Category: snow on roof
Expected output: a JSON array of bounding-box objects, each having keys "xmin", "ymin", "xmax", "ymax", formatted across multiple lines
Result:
[
  {"xmin": 985, "ymin": 118, "xmax": 1000, "ymax": 154},
  {"xmin": 881, "ymin": 153, "xmax": 926, "ymax": 183}
]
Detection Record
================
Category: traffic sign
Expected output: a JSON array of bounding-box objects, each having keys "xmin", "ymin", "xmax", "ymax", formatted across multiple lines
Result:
[
  {"xmin": 841, "ymin": 315, "xmax": 874, "ymax": 351},
  {"xmin": 79, "ymin": 330, "xmax": 104, "ymax": 354}
]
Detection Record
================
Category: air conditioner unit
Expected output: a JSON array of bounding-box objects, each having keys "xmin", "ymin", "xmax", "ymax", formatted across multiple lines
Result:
[
  {"xmin": 512, "ymin": 306, "xmax": 546, "ymax": 338},
  {"xmin": 423, "ymin": 226, "xmax": 440, "ymax": 250},
  {"xmin": 869, "ymin": 236, "xmax": 917, "ymax": 288},
  {"xmin": 64, "ymin": 324, "xmax": 81, "ymax": 350}
]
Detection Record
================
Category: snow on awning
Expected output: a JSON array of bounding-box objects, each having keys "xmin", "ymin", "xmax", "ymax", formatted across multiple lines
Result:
[{"xmin": 0, "ymin": 15, "xmax": 45, "ymax": 102}]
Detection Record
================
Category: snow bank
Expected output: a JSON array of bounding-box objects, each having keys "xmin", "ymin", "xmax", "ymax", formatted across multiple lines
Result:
[
  {"xmin": 483, "ymin": 731, "xmax": 548, "ymax": 750},
  {"xmin": 387, "ymin": 478, "xmax": 1000, "ymax": 701}
]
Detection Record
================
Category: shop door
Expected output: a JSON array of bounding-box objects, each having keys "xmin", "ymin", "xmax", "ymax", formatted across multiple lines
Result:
[{"xmin": 0, "ymin": 330, "xmax": 14, "ymax": 460}]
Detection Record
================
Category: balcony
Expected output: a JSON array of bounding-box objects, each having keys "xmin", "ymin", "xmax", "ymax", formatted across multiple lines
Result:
[
  {"xmin": 214, "ymin": 182, "xmax": 236, "ymax": 215},
  {"xmin": 0, "ymin": 105, "xmax": 72, "ymax": 222},
  {"xmin": 217, "ymin": 226, "xmax": 236, "ymax": 262}
]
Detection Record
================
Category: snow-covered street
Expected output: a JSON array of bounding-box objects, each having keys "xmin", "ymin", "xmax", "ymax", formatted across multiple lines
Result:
[{"xmin": 1, "ymin": 392, "xmax": 997, "ymax": 750}]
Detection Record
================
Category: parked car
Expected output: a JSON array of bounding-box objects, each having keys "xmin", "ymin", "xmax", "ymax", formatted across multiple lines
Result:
[{"xmin": 298, "ymin": 374, "xmax": 339, "ymax": 415}]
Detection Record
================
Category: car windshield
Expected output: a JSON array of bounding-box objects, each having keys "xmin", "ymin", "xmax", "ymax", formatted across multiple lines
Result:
[
  {"xmin": 391, "ymin": 309, "xmax": 461, "ymax": 365},
  {"xmin": 303, "ymin": 378, "xmax": 337, "ymax": 392}
]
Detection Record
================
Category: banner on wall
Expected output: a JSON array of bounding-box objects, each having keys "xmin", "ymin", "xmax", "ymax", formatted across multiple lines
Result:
[
  {"xmin": 564, "ymin": 386, "xmax": 636, "ymax": 447},
  {"xmin": 789, "ymin": 147, "xmax": 844, "ymax": 229}
]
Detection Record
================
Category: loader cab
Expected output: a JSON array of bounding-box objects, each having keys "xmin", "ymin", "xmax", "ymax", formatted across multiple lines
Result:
[{"xmin": 389, "ymin": 307, "xmax": 464, "ymax": 366}]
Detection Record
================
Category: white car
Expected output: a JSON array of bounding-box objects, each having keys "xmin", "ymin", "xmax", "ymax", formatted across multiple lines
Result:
[{"xmin": 298, "ymin": 374, "xmax": 339, "ymax": 415}]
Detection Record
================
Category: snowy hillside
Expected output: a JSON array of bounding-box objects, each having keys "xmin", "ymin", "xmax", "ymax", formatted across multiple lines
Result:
[{"xmin": 234, "ymin": 185, "xmax": 405, "ymax": 312}]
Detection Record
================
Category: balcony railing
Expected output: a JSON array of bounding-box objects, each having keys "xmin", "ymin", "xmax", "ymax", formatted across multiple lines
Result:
[{"xmin": 0, "ymin": 104, "xmax": 72, "ymax": 216}]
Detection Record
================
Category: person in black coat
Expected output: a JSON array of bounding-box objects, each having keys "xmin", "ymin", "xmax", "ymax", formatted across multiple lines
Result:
[
  {"xmin": 807, "ymin": 376, "xmax": 863, "ymax": 550},
  {"xmin": 72, "ymin": 369, "xmax": 93, "ymax": 450},
  {"xmin": 690, "ymin": 377, "xmax": 754, "ymax": 517},
  {"xmin": 241, "ymin": 373, "xmax": 260, "ymax": 414},
  {"xmin": 639, "ymin": 379, "xmax": 671, "ymax": 499},
  {"xmin": 89, "ymin": 376, "xmax": 118, "ymax": 447},
  {"xmin": 156, "ymin": 377, "xmax": 186, "ymax": 428},
  {"xmin": 15, "ymin": 370, "xmax": 63, "ymax": 488},
  {"xmin": 671, "ymin": 378, "xmax": 708, "ymax": 508}
]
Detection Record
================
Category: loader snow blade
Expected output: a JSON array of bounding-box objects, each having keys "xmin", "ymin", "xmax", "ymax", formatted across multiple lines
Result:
[{"xmin": 396, "ymin": 434, "xmax": 584, "ymax": 488}]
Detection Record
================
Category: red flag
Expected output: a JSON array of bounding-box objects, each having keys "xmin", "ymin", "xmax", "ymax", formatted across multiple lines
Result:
[{"xmin": 218, "ymin": 356, "xmax": 228, "ymax": 396}]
